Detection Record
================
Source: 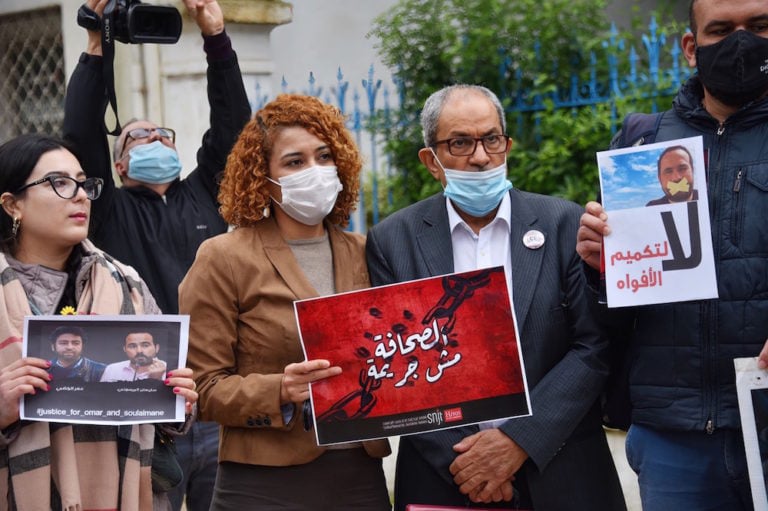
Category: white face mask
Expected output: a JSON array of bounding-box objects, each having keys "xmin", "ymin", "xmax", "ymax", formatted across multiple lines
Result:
[{"xmin": 268, "ymin": 165, "xmax": 343, "ymax": 226}]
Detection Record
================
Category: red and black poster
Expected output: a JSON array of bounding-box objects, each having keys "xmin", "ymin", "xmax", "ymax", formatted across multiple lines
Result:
[{"xmin": 295, "ymin": 267, "xmax": 530, "ymax": 445}]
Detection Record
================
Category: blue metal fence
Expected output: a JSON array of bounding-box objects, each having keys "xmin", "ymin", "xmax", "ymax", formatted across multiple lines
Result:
[{"xmin": 259, "ymin": 17, "xmax": 692, "ymax": 232}]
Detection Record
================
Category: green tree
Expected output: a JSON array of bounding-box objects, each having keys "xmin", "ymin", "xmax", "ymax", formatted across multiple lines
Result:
[{"xmin": 368, "ymin": 0, "xmax": 686, "ymax": 214}]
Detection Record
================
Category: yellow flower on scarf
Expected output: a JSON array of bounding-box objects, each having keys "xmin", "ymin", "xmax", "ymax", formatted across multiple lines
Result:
[{"xmin": 59, "ymin": 306, "xmax": 77, "ymax": 315}]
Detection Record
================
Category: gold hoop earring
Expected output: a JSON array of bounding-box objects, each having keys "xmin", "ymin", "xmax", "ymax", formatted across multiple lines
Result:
[{"xmin": 11, "ymin": 217, "xmax": 19, "ymax": 239}]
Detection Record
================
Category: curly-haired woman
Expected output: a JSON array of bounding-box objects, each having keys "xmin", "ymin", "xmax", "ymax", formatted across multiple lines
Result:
[{"xmin": 179, "ymin": 94, "xmax": 391, "ymax": 510}]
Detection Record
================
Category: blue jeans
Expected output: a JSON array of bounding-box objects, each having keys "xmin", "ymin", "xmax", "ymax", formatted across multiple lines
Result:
[
  {"xmin": 167, "ymin": 421, "xmax": 220, "ymax": 511},
  {"xmin": 626, "ymin": 423, "xmax": 754, "ymax": 511}
]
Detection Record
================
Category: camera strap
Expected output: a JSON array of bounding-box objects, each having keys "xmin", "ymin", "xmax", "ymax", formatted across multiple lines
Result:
[
  {"xmin": 77, "ymin": 2, "xmax": 182, "ymax": 136},
  {"xmin": 76, "ymin": 4, "xmax": 122, "ymax": 136},
  {"xmin": 99, "ymin": 1, "xmax": 123, "ymax": 136}
]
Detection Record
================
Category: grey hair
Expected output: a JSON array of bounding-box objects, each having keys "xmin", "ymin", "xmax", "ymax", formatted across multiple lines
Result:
[
  {"xmin": 420, "ymin": 84, "xmax": 506, "ymax": 147},
  {"xmin": 112, "ymin": 117, "xmax": 142, "ymax": 161}
]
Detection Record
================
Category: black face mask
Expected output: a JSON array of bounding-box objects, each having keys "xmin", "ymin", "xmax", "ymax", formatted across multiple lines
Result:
[{"xmin": 696, "ymin": 30, "xmax": 768, "ymax": 107}]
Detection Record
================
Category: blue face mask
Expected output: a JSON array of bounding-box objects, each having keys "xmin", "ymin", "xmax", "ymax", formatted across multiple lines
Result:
[
  {"xmin": 432, "ymin": 150, "xmax": 512, "ymax": 217},
  {"xmin": 127, "ymin": 140, "xmax": 182, "ymax": 184}
]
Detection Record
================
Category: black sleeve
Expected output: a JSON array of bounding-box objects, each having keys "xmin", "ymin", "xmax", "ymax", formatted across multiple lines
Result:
[
  {"xmin": 186, "ymin": 31, "xmax": 252, "ymax": 202},
  {"xmin": 62, "ymin": 53, "xmax": 115, "ymax": 238}
]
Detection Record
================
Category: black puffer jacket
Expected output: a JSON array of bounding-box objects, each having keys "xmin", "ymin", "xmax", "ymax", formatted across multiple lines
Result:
[{"xmin": 602, "ymin": 76, "xmax": 768, "ymax": 433}]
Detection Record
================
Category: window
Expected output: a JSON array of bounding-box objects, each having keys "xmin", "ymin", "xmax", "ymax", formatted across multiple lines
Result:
[{"xmin": 0, "ymin": 7, "xmax": 65, "ymax": 142}]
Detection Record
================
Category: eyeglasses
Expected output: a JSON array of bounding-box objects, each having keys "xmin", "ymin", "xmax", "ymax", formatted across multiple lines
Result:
[
  {"xmin": 126, "ymin": 127, "xmax": 176, "ymax": 144},
  {"xmin": 14, "ymin": 175, "xmax": 104, "ymax": 200},
  {"xmin": 433, "ymin": 134, "xmax": 510, "ymax": 156},
  {"xmin": 121, "ymin": 127, "xmax": 176, "ymax": 158}
]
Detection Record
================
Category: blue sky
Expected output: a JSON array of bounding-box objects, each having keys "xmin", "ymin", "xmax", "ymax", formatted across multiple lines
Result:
[{"xmin": 599, "ymin": 146, "xmax": 668, "ymax": 211}]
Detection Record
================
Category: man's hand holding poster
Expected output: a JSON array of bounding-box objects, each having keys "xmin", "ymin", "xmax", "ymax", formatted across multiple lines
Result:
[
  {"xmin": 295, "ymin": 267, "xmax": 531, "ymax": 445},
  {"xmin": 20, "ymin": 315, "xmax": 188, "ymax": 425},
  {"xmin": 596, "ymin": 136, "xmax": 718, "ymax": 307}
]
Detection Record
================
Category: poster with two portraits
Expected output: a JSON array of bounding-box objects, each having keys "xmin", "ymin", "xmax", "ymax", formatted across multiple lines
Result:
[{"xmin": 20, "ymin": 315, "xmax": 188, "ymax": 425}]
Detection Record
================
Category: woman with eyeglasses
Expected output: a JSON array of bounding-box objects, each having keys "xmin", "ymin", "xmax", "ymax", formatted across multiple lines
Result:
[
  {"xmin": 178, "ymin": 94, "xmax": 391, "ymax": 510},
  {"xmin": 0, "ymin": 134, "xmax": 198, "ymax": 510}
]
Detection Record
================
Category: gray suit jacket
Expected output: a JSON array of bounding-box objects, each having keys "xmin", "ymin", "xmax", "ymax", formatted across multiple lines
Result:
[{"xmin": 366, "ymin": 190, "xmax": 624, "ymax": 509}]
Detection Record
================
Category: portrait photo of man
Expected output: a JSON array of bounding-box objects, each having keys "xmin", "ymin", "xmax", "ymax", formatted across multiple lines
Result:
[
  {"xmin": 48, "ymin": 325, "xmax": 106, "ymax": 382},
  {"xmin": 646, "ymin": 145, "xmax": 699, "ymax": 206},
  {"xmin": 100, "ymin": 331, "xmax": 167, "ymax": 382}
]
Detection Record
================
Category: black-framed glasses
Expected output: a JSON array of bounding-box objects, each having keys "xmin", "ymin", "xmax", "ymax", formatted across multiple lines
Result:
[
  {"xmin": 433, "ymin": 134, "xmax": 510, "ymax": 156},
  {"xmin": 121, "ymin": 127, "xmax": 176, "ymax": 159},
  {"xmin": 126, "ymin": 127, "xmax": 176, "ymax": 145},
  {"xmin": 120, "ymin": 127, "xmax": 176, "ymax": 159},
  {"xmin": 14, "ymin": 176, "xmax": 104, "ymax": 200}
]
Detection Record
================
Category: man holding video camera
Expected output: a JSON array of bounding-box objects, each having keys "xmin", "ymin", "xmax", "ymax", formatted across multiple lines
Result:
[{"xmin": 63, "ymin": 1, "xmax": 251, "ymax": 510}]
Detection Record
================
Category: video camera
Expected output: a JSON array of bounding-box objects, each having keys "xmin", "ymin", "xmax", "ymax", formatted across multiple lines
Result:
[
  {"xmin": 76, "ymin": 1, "xmax": 183, "ymax": 135},
  {"xmin": 78, "ymin": 0, "xmax": 182, "ymax": 45}
]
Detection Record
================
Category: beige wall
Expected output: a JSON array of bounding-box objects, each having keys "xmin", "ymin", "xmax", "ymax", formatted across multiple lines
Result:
[{"xmin": 0, "ymin": 0, "xmax": 292, "ymax": 169}]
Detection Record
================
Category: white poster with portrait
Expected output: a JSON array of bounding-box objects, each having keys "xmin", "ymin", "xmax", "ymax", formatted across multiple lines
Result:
[
  {"xmin": 596, "ymin": 136, "xmax": 718, "ymax": 308},
  {"xmin": 735, "ymin": 357, "xmax": 768, "ymax": 511}
]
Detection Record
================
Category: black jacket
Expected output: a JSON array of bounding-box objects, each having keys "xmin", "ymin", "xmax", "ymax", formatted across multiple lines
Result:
[
  {"xmin": 368, "ymin": 191, "xmax": 625, "ymax": 510},
  {"xmin": 63, "ymin": 32, "xmax": 251, "ymax": 313},
  {"xmin": 597, "ymin": 76, "xmax": 768, "ymax": 433}
]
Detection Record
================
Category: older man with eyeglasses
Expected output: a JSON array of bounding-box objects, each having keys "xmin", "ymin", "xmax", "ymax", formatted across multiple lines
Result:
[
  {"xmin": 62, "ymin": 1, "xmax": 251, "ymax": 511},
  {"xmin": 366, "ymin": 84, "xmax": 625, "ymax": 510}
]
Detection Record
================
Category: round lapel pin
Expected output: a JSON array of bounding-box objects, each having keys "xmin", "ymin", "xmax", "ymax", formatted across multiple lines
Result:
[{"xmin": 523, "ymin": 230, "xmax": 545, "ymax": 249}]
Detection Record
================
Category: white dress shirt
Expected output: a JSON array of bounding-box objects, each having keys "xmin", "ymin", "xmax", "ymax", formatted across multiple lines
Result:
[
  {"xmin": 100, "ymin": 359, "xmax": 166, "ymax": 382},
  {"xmin": 446, "ymin": 193, "xmax": 513, "ymax": 430},
  {"xmin": 446, "ymin": 193, "xmax": 513, "ymax": 300}
]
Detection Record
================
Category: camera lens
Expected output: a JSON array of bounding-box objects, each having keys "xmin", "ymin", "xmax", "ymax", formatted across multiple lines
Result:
[{"xmin": 122, "ymin": 3, "xmax": 182, "ymax": 44}]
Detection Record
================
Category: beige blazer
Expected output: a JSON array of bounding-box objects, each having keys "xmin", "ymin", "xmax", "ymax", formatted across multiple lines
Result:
[{"xmin": 179, "ymin": 218, "xmax": 390, "ymax": 466}]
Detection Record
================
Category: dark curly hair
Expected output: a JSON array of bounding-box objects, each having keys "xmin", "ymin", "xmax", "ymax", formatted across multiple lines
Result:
[{"xmin": 219, "ymin": 94, "xmax": 362, "ymax": 228}]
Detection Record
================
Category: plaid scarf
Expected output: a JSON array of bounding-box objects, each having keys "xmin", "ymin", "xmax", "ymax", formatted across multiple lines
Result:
[{"xmin": 0, "ymin": 240, "xmax": 155, "ymax": 510}]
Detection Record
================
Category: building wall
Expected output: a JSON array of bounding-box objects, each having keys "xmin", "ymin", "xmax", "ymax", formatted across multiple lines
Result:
[
  {"xmin": 0, "ymin": 0, "xmax": 288, "ymax": 172},
  {"xmin": 267, "ymin": 0, "xmax": 399, "ymax": 98}
]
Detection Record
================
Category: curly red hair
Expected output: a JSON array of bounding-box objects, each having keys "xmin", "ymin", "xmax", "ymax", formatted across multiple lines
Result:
[{"xmin": 219, "ymin": 94, "xmax": 362, "ymax": 228}]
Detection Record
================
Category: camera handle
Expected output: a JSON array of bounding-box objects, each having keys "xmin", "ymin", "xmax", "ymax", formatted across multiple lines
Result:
[
  {"xmin": 76, "ymin": 3, "xmax": 123, "ymax": 136},
  {"xmin": 76, "ymin": 4, "xmax": 100, "ymax": 30}
]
